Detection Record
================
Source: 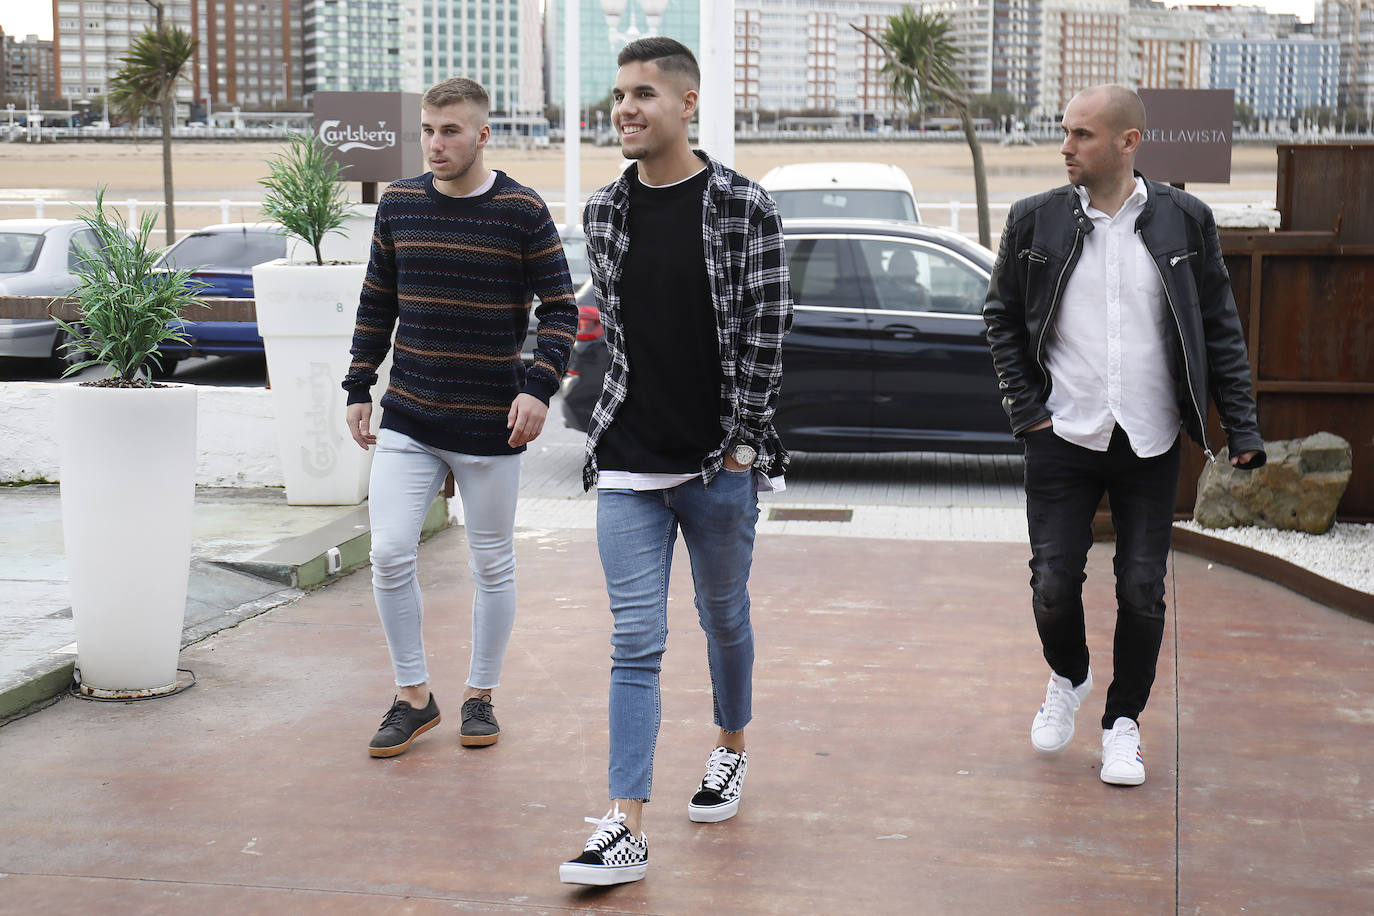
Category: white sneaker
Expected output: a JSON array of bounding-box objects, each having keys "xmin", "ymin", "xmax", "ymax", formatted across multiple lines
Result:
[
  {"xmin": 1030, "ymin": 670, "xmax": 1092, "ymax": 754},
  {"xmin": 559, "ymin": 805, "xmax": 649, "ymax": 886},
  {"xmin": 688, "ymin": 746, "xmax": 747, "ymax": 823},
  {"xmin": 1100, "ymin": 717, "xmax": 1146, "ymax": 786}
]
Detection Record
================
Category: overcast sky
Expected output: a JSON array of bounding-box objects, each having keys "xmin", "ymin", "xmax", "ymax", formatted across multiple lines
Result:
[{"xmin": 0, "ymin": 0, "xmax": 1320, "ymax": 45}]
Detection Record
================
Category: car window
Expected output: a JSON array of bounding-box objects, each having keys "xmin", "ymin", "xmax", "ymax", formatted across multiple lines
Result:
[
  {"xmin": 158, "ymin": 231, "xmax": 287, "ymax": 270},
  {"xmin": 561, "ymin": 234, "xmax": 589, "ymax": 283},
  {"xmin": 854, "ymin": 238, "xmax": 987, "ymax": 315},
  {"xmin": 0, "ymin": 233, "xmax": 43, "ymax": 273},
  {"xmin": 784, "ymin": 237, "xmax": 861, "ymax": 309},
  {"xmin": 67, "ymin": 229, "xmax": 100, "ymax": 272},
  {"xmin": 771, "ymin": 189, "xmax": 917, "ymax": 222}
]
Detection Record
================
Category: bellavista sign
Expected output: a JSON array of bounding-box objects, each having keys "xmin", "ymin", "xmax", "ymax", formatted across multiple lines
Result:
[
  {"xmin": 1136, "ymin": 89, "xmax": 1235, "ymax": 185},
  {"xmin": 312, "ymin": 92, "xmax": 423, "ymax": 182}
]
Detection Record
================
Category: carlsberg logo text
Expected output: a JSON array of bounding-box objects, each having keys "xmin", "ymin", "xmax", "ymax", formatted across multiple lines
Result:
[{"xmin": 318, "ymin": 120, "xmax": 398, "ymax": 153}]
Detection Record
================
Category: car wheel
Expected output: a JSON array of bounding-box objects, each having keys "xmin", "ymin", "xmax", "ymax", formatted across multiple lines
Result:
[{"xmin": 48, "ymin": 324, "xmax": 87, "ymax": 378}]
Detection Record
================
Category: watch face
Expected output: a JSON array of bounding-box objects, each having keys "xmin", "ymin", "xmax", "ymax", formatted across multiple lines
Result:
[{"xmin": 733, "ymin": 444, "xmax": 757, "ymax": 465}]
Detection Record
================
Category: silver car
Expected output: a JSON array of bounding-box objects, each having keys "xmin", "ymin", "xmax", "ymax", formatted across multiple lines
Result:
[{"xmin": 0, "ymin": 219, "xmax": 105, "ymax": 375}]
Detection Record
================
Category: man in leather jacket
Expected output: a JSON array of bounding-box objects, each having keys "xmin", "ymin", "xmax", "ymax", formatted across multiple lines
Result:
[{"xmin": 983, "ymin": 84, "xmax": 1265, "ymax": 787}]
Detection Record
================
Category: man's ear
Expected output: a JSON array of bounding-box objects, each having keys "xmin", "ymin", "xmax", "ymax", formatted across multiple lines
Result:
[
  {"xmin": 1120, "ymin": 127, "xmax": 1141, "ymax": 156},
  {"xmin": 477, "ymin": 122, "xmax": 491, "ymax": 149},
  {"xmin": 682, "ymin": 88, "xmax": 699, "ymax": 122}
]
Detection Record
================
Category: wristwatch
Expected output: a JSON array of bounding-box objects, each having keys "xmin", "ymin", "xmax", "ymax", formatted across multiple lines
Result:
[{"xmin": 730, "ymin": 443, "xmax": 758, "ymax": 467}]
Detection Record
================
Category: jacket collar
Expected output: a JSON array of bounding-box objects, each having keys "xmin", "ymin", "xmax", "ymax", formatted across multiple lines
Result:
[{"xmin": 1063, "ymin": 170, "xmax": 1157, "ymax": 235}]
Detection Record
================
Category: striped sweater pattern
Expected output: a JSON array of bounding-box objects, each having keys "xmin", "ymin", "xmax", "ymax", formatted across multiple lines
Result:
[{"xmin": 342, "ymin": 171, "xmax": 578, "ymax": 455}]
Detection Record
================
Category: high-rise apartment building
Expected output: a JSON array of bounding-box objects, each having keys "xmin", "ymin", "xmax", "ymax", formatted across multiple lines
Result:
[
  {"xmin": 1210, "ymin": 36, "xmax": 1339, "ymax": 120},
  {"xmin": 546, "ymin": 0, "xmax": 701, "ymax": 111},
  {"xmin": 1039, "ymin": 0, "xmax": 1130, "ymax": 113},
  {"xmin": 1, "ymin": 30, "xmax": 58, "ymax": 108},
  {"xmin": 305, "ymin": 0, "xmax": 403, "ymax": 95},
  {"xmin": 735, "ymin": 6, "xmax": 762, "ymax": 111},
  {"xmin": 1129, "ymin": 2, "xmax": 1207, "ymax": 90},
  {"xmin": 1315, "ymin": 0, "xmax": 1374, "ymax": 113},
  {"xmin": 190, "ymin": 0, "xmax": 305, "ymax": 110},
  {"xmin": 417, "ymin": 0, "xmax": 542, "ymax": 114},
  {"xmin": 54, "ymin": 0, "xmax": 196, "ymax": 109}
]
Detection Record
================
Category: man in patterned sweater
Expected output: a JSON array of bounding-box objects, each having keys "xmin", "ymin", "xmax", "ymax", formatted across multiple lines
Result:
[
  {"xmin": 342, "ymin": 77, "xmax": 577, "ymax": 757},
  {"xmin": 559, "ymin": 38, "xmax": 792, "ymax": 886}
]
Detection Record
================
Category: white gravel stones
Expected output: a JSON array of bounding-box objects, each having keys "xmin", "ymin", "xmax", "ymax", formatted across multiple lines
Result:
[{"xmin": 1175, "ymin": 520, "xmax": 1374, "ymax": 595}]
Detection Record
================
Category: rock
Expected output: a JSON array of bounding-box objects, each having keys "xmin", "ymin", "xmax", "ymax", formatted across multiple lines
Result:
[{"xmin": 1194, "ymin": 432, "xmax": 1352, "ymax": 534}]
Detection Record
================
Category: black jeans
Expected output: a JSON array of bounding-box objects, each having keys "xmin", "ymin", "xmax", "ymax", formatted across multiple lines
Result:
[{"xmin": 1023, "ymin": 425, "xmax": 1181, "ymax": 729}]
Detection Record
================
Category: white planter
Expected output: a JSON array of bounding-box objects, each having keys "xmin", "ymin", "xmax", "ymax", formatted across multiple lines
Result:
[
  {"xmin": 58, "ymin": 383, "xmax": 197, "ymax": 698},
  {"xmin": 252, "ymin": 258, "xmax": 373, "ymax": 506}
]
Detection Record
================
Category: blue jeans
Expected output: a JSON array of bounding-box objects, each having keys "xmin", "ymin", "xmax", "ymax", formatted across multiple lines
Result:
[
  {"xmin": 368, "ymin": 429, "xmax": 522, "ymax": 690},
  {"xmin": 597, "ymin": 469, "xmax": 760, "ymax": 802}
]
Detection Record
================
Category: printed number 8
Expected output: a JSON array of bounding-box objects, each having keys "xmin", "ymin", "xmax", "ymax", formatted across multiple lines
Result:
[{"xmin": 336, "ymin": 302, "xmax": 343, "ymax": 313}]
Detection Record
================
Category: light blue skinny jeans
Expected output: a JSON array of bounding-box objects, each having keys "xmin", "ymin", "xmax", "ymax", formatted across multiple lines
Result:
[
  {"xmin": 597, "ymin": 468, "xmax": 760, "ymax": 802},
  {"xmin": 368, "ymin": 429, "xmax": 522, "ymax": 690}
]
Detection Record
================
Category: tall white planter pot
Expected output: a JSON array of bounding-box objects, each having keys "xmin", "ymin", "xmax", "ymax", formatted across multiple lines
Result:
[
  {"xmin": 252, "ymin": 259, "xmax": 372, "ymax": 506},
  {"xmin": 58, "ymin": 384, "xmax": 197, "ymax": 698}
]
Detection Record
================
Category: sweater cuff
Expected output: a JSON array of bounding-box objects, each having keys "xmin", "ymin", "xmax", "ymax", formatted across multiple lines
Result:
[
  {"xmin": 345, "ymin": 388, "xmax": 372, "ymax": 406},
  {"xmin": 521, "ymin": 372, "xmax": 558, "ymax": 406}
]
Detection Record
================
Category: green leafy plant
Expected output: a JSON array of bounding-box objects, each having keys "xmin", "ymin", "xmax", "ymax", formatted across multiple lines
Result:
[
  {"xmin": 258, "ymin": 133, "xmax": 352, "ymax": 265},
  {"xmin": 54, "ymin": 188, "xmax": 207, "ymax": 384}
]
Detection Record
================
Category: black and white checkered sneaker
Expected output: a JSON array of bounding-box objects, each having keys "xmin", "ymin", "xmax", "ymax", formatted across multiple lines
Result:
[
  {"xmin": 559, "ymin": 805, "xmax": 649, "ymax": 886},
  {"xmin": 688, "ymin": 746, "xmax": 747, "ymax": 823}
]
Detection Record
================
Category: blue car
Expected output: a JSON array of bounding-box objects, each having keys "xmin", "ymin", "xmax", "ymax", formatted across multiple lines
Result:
[{"xmin": 151, "ymin": 223, "xmax": 287, "ymax": 376}]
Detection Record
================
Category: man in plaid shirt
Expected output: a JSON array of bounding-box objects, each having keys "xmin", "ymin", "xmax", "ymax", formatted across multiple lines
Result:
[{"xmin": 560, "ymin": 37, "xmax": 792, "ymax": 887}]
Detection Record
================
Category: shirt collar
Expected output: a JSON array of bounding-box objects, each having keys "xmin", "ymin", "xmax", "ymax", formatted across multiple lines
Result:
[{"xmin": 1074, "ymin": 177, "xmax": 1148, "ymax": 220}]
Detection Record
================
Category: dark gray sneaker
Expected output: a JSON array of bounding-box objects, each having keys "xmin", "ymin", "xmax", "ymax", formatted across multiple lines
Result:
[
  {"xmin": 368, "ymin": 694, "xmax": 440, "ymax": 758},
  {"xmin": 460, "ymin": 694, "xmax": 500, "ymax": 747}
]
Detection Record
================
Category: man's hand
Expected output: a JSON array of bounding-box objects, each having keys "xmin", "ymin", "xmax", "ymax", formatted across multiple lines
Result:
[
  {"xmin": 722, "ymin": 454, "xmax": 747, "ymax": 471},
  {"xmin": 1231, "ymin": 450, "xmax": 1260, "ymax": 468},
  {"xmin": 507, "ymin": 393, "xmax": 547, "ymax": 447},
  {"xmin": 1025, "ymin": 418, "xmax": 1053, "ymax": 433},
  {"xmin": 346, "ymin": 402, "xmax": 376, "ymax": 450}
]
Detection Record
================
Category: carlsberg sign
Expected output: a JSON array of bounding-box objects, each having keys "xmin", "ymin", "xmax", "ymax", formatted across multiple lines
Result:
[{"xmin": 312, "ymin": 92, "xmax": 422, "ymax": 182}]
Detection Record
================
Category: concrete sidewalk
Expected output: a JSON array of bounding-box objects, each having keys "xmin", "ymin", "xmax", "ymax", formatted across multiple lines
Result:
[{"xmin": 1, "ymin": 520, "xmax": 1371, "ymax": 913}]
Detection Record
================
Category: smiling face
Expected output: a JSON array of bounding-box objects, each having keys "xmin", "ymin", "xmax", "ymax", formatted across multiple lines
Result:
[
  {"xmin": 421, "ymin": 100, "xmax": 489, "ymax": 193},
  {"xmin": 611, "ymin": 59, "xmax": 696, "ymax": 166}
]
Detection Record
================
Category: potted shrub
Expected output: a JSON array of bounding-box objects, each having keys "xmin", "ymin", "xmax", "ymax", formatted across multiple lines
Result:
[
  {"xmin": 252, "ymin": 133, "xmax": 377, "ymax": 505},
  {"xmin": 54, "ymin": 189, "xmax": 207, "ymax": 698}
]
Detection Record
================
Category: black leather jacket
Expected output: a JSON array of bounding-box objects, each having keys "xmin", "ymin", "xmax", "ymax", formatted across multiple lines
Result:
[{"xmin": 983, "ymin": 174, "xmax": 1265, "ymax": 466}]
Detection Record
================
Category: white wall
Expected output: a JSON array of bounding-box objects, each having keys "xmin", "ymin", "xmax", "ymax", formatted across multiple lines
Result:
[{"xmin": 0, "ymin": 382, "xmax": 284, "ymax": 488}]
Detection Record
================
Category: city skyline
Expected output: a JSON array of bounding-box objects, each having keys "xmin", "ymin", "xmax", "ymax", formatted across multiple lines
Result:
[{"xmin": 0, "ymin": 0, "xmax": 1322, "ymax": 43}]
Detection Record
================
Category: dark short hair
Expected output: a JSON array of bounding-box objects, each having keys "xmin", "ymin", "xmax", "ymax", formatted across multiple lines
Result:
[
  {"xmin": 617, "ymin": 36, "xmax": 700, "ymax": 89},
  {"xmin": 423, "ymin": 77, "xmax": 490, "ymax": 117}
]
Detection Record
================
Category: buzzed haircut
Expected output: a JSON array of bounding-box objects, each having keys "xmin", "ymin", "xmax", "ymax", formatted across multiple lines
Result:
[
  {"xmin": 1098, "ymin": 84, "xmax": 1147, "ymax": 134},
  {"xmin": 423, "ymin": 77, "xmax": 490, "ymax": 118},
  {"xmin": 617, "ymin": 36, "xmax": 701, "ymax": 89}
]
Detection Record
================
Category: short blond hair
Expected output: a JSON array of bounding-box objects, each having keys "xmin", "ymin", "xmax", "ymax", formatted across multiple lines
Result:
[{"xmin": 423, "ymin": 78, "xmax": 490, "ymax": 119}]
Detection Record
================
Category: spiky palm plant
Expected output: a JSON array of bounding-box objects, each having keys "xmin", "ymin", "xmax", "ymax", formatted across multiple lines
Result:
[
  {"xmin": 54, "ymin": 189, "xmax": 206, "ymax": 384},
  {"xmin": 854, "ymin": 8, "xmax": 992, "ymax": 247},
  {"xmin": 257, "ymin": 133, "xmax": 352, "ymax": 266},
  {"xmin": 107, "ymin": 1, "xmax": 196, "ymax": 247}
]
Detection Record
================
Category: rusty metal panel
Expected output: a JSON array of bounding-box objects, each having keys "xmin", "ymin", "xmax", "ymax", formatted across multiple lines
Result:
[
  {"xmin": 1256, "ymin": 256, "xmax": 1374, "ymax": 383},
  {"xmin": 1277, "ymin": 145, "xmax": 1374, "ymax": 243}
]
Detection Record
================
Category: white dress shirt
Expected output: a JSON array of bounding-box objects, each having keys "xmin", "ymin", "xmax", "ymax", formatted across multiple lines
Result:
[{"xmin": 1044, "ymin": 179, "xmax": 1180, "ymax": 457}]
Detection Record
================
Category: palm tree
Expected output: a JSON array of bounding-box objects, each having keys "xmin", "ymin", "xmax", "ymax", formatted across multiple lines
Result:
[
  {"xmin": 853, "ymin": 8, "xmax": 992, "ymax": 248},
  {"xmin": 107, "ymin": 0, "xmax": 196, "ymax": 247}
]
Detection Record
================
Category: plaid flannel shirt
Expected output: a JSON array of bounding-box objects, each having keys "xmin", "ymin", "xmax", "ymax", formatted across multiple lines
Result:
[{"xmin": 581, "ymin": 151, "xmax": 793, "ymax": 490}]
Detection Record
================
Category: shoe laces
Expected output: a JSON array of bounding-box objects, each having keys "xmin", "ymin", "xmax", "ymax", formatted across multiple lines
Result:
[
  {"xmin": 1103, "ymin": 722, "xmax": 1142, "ymax": 767},
  {"xmin": 700, "ymin": 746, "xmax": 742, "ymax": 794},
  {"xmin": 582, "ymin": 805, "xmax": 629, "ymax": 852},
  {"xmin": 461, "ymin": 695, "xmax": 496, "ymax": 725},
  {"xmin": 1039, "ymin": 678, "xmax": 1080, "ymax": 728},
  {"xmin": 378, "ymin": 696, "xmax": 412, "ymax": 729}
]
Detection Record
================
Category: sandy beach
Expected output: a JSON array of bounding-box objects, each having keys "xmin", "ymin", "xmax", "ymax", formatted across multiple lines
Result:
[{"xmin": 0, "ymin": 138, "xmax": 1285, "ymax": 233}]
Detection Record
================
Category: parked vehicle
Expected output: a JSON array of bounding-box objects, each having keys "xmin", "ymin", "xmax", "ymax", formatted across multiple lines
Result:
[
  {"xmin": 150, "ymin": 222, "xmax": 287, "ymax": 375},
  {"xmin": 760, "ymin": 162, "xmax": 921, "ymax": 223},
  {"xmin": 561, "ymin": 218, "xmax": 1015, "ymax": 455},
  {"xmin": 0, "ymin": 219, "xmax": 108, "ymax": 375}
]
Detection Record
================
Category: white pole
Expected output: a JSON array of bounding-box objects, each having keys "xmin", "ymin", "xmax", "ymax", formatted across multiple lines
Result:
[
  {"xmin": 697, "ymin": 0, "xmax": 735, "ymax": 168},
  {"xmin": 564, "ymin": 0, "xmax": 581, "ymax": 232}
]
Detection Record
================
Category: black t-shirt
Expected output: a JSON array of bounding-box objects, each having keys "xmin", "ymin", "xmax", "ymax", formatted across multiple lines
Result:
[{"xmin": 596, "ymin": 168, "xmax": 724, "ymax": 474}]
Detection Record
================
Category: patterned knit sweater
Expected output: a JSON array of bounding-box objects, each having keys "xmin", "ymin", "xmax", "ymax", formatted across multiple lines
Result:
[{"xmin": 342, "ymin": 171, "xmax": 578, "ymax": 455}]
